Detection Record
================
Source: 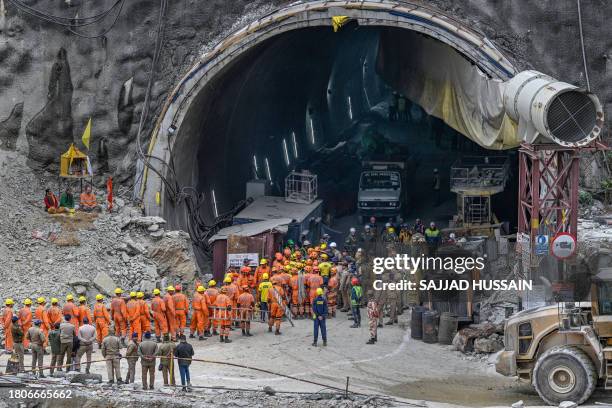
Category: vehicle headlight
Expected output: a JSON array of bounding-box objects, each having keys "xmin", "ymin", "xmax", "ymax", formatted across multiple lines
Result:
[{"xmin": 359, "ymin": 202, "xmax": 368, "ymax": 207}]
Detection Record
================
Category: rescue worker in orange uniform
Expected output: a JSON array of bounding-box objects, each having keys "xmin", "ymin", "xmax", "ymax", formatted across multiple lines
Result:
[
  {"xmin": 327, "ymin": 267, "xmax": 339, "ymax": 318},
  {"xmin": 272, "ymin": 252, "xmax": 284, "ymax": 269},
  {"xmin": 268, "ymin": 282, "xmax": 286, "ymax": 335},
  {"xmin": 223, "ymin": 276, "xmax": 239, "ymax": 329},
  {"xmin": 126, "ymin": 292, "xmax": 142, "ymax": 341},
  {"xmin": 254, "ymin": 259, "xmax": 270, "ymax": 287},
  {"xmin": 150, "ymin": 288, "xmax": 167, "ymax": 342},
  {"xmin": 93, "ymin": 294, "xmax": 111, "ymax": 348},
  {"xmin": 78, "ymin": 296, "xmax": 92, "ymax": 326},
  {"xmin": 34, "ymin": 297, "xmax": 50, "ymax": 347},
  {"xmin": 204, "ymin": 280, "xmax": 219, "ymax": 335},
  {"xmin": 189, "ymin": 285, "xmax": 210, "ymax": 340},
  {"xmin": 308, "ymin": 267, "xmax": 324, "ymax": 307},
  {"xmin": 63, "ymin": 294, "xmax": 80, "ymax": 333},
  {"xmin": 137, "ymin": 292, "xmax": 151, "ymax": 335},
  {"xmin": 19, "ymin": 298, "xmax": 33, "ymax": 348},
  {"xmin": 163, "ymin": 286, "xmax": 177, "ymax": 341},
  {"xmin": 172, "ymin": 285, "xmax": 189, "ymax": 337},
  {"xmin": 237, "ymin": 285, "xmax": 255, "ymax": 336},
  {"xmin": 214, "ymin": 286, "xmax": 233, "ymax": 343},
  {"xmin": 290, "ymin": 269, "xmax": 306, "ymax": 319},
  {"xmin": 236, "ymin": 266, "xmax": 250, "ymax": 290},
  {"xmin": 303, "ymin": 266, "xmax": 315, "ymax": 316},
  {"xmin": 47, "ymin": 298, "xmax": 62, "ymax": 328},
  {"xmin": 2, "ymin": 298, "xmax": 15, "ymax": 351},
  {"xmin": 110, "ymin": 288, "xmax": 128, "ymax": 341}
]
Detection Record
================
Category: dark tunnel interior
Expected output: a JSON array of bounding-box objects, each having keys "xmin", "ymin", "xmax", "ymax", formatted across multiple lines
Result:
[{"xmin": 170, "ymin": 24, "xmax": 518, "ymax": 235}]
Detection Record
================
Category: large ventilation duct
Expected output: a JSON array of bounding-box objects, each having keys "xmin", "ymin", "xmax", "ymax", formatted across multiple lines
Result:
[{"xmin": 503, "ymin": 70, "xmax": 604, "ymax": 147}]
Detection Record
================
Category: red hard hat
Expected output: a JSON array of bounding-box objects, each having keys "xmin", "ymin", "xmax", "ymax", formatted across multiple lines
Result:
[{"xmin": 351, "ymin": 278, "xmax": 359, "ymax": 285}]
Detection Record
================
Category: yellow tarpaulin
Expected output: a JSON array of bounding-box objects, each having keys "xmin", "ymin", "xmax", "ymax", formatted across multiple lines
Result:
[
  {"xmin": 331, "ymin": 16, "xmax": 350, "ymax": 32},
  {"xmin": 60, "ymin": 143, "xmax": 91, "ymax": 177}
]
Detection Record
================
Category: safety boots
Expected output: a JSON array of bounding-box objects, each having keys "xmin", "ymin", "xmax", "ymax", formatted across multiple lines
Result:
[
  {"xmin": 241, "ymin": 329, "xmax": 246, "ymax": 336},
  {"xmin": 189, "ymin": 333, "xmax": 195, "ymax": 339},
  {"xmin": 156, "ymin": 336, "xmax": 161, "ymax": 343},
  {"xmin": 224, "ymin": 337, "xmax": 232, "ymax": 343},
  {"xmin": 366, "ymin": 338, "xmax": 376, "ymax": 344},
  {"xmin": 268, "ymin": 326, "xmax": 273, "ymax": 333},
  {"xmin": 323, "ymin": 340, "xmax": 327, "ymax": 347},
  {"xmin": 198, "ymin": 336, "xmax": 205, "ymax": 341},
  {"xmin": 246, "ymin": 330, "xmax": 253, "ymax": 337},
  {"xmin": 204, "ymin": 330, "xmax": 212, "ymax": 337},
  {"xmin": 275, "ymin": 329, "xmax": 281, "ymax": 335}
]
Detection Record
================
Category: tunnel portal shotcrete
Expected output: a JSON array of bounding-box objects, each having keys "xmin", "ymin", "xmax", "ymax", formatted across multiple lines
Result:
[{"xmin": 139, "ymin": 1, "xmax": 603, "ymax": 258}]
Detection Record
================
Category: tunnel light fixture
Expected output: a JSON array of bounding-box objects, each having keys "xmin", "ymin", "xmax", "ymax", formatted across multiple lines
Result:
[
  {"xmin": 211, "ymin": 189, "xmax": 219, "ymax": 218},
  {"xmin": 265, "ymin": 157, "xmax": 272, "ymax": 181},
  {"xmin": 347, "ymin": 96, "xmax": 353, "ymax": 120},
  {"xmin": 167, "ymin": 124, "xmax": 177, "ymax": 135},
  {"xmin": 282, "ymin": 139, "xmax": 290, "ymax": 166},
  {"xmin": 309, "ymin": 118, "xmax": 316, "ymax": 145},
  {"xmin": 291, "ymin": 131, "xmax": 298, "ymax": 158},
  {"xmin": 253, "ymin": 155, "xmax": 259, "ymax": 178}
]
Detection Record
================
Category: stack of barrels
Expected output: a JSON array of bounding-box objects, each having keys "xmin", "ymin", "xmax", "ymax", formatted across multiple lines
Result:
[{"xmin": 410, "ymin": 307, "xmax": 458, "ymax": 345}]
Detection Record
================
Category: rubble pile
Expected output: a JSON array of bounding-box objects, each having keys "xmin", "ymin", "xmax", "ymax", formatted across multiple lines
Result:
[
  {"xmin": 0, "ymin": 150, "xmax": 199, "ymax": 303},
  {"xmin": 452, "ymin": 322, "xmax": 505, "ymax": 355}
]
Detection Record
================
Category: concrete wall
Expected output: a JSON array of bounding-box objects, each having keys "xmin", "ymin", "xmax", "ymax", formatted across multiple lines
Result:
[{"xmin": 0, "ymin": 0, "xmax": 609, "ymax": 180}]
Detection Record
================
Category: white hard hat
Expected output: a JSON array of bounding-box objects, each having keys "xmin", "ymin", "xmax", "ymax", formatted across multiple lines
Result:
[
  {"xmin": 330, "ymin": 242, "xmax": 337, "ymax": 248},
  {"xmin": 357, "ymin": 248, "xmax": 363, "ymax": 252},
  {"xmin": 303, "ymin": 240, "xmax": 311, "ymax": 246},
  {"xmin": 364, "ymin": 225, "xmax": 370, "ymax": 229},
  {"xmin": 349, "ymin": 227, "xmax": 356, "ymax": 233},
  {"xmin": 385, "ymin": 222, "xmax": 391, "ymax": 227},
  {"xmin": 449, "ymin": 233, "xmax": 456, "ymax": 239}
]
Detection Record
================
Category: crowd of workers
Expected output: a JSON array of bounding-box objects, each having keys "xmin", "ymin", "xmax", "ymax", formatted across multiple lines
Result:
[{"xmin": 0, "ymin": 216, "xmax": 444, "ymax": 389}]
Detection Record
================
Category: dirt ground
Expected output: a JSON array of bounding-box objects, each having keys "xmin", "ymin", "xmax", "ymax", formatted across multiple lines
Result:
[{"xmin": 7, "ymin": 309, "xmax": 612, "ymax": 407}]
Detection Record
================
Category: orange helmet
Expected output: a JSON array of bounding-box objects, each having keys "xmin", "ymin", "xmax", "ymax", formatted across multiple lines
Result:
[
  {"xmin": 240, "ymin": 266, "xmax": 251, "ymax": 273},
  {"xmin": 351, "ymin": 277, "xmax": 360, "ymax": 285}
]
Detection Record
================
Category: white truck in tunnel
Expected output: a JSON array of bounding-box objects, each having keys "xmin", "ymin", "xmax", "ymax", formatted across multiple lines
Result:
[{"xmin": 357, "ymin": 161, "xmax": 407, "ymax": 223}]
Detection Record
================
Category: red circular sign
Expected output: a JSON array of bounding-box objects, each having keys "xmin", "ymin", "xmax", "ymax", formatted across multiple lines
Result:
[{"xmin": 550, "ymin": 233, "xmax": 576, "ymax": 259}]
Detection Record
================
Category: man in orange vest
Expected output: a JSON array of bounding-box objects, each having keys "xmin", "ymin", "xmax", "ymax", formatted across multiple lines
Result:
[
  {"xmin": 79, "ymin": 185, "xmax": 100, "ymax": 212},
  {"xmin": 150, "ymin": 289, "xmax": 167, "ymax": 342},
  {"xmin": 93, "ymin": 294, "xmax": 111, "ymax": 348},
  {"xmin": 214, "ymin": 286, "xmax": 233, "ymax": 343},
  {"xmin": 137, "ymin": 292, "xmax": 151, "ymax": 335},
  {"xmin": 223, "ymin": 276, "xmax": 239, "ymax": 329},
  {"xmin": 254, "ymin": 259, "xmax": 270, "ymax": 287},
  {"xmin": 204, "ymin": 281, "xmax": 218, "ymax": 336},
  {"xmin": 78, "ymin": 296, "xmax": 92, "ymax": 326},
  {"xmin": 19, "ymin": 299, "xmax": 33, "ymax": 348},
  {"xmin": 268, "ymin": 283, "xmax": 286, "ymax": 335},
  {"xmin": 62, "ymin": 294, "xmax": 80, "ymax": 334},
  {"xmin": 2, "ymin": 299, "xmax": 15, "ymax": 351},
  {"xmin": 164, "ymin": 286, "xmax": 177, "ymax": 341},
  {"xmin": 126, "ymin": 292, "xmax": 142, "ymax": 341},
  {"xmin": 189, "ymin": 286, "xmax": 210, "ymax": 340},
  {"xmin": 110, "ymin": 288, "xmax": 128, "ymax": 343},
  {"xmin": 172, "ymin": 285, "xmax": 189, "ymax": 337},
  {"xmin": 237, "ymin": 285, "xmax": 255, "ymax": 337},
  {"xmin": 34, "ymin": 297, "xmax": 51, "ymax": 347},
  {"xmin": 47, "ymin": 298, "xmax": 63, "ymax": 328}
]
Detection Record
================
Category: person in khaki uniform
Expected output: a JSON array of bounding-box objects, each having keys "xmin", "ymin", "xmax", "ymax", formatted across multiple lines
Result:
[
  {"xmin": 27, "ymin": 320, "xmax": 46, "ymax": 376},
  {"xmin": 58, "ymin": 315, "xmax": 75, "ymax": 371},
  {"xmin": 101, "ymin": 328, "xmax": 123, "ymax": 384},
  {"xmin": 125, "ymin": 332, "xmax": 139, "ymax": 384},
  {"xmin": 138, "ymin": 331, "xmax": 158, "ymax": 390},
  {"xmin": 157, "ymin": 333, "xmax": 176, "ymax": 386},
  {"xmin": 11, "ymin": 316, "xmax": 25, "ymax": 373},
  {"xmin": 76, "ymin": 317, "xmax": 96, "ymax": 373}
]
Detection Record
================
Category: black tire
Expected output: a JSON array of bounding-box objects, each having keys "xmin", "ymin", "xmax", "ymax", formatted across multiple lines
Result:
[{"xmin": 533, "ymin": 346, "xmax": 597, "ymax": 405}]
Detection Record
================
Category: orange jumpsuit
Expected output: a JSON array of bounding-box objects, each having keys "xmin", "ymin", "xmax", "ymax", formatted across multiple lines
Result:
[
  {"xmin": 139, "ymin": 299, "xmax": 151, "ymax": 334},
  {"xmin": 254, "ymin": 265, "xmax": 270, "ymax": 287},
  {"xmin": 237, "ymin": 291, "xmax": 255, "ymax": 326},
  {"xmin": 204, "ymin": 288, "xmax": 218, "ymax": 332},
  {"xmin": 303, "ymin": 273, "xmax": 316, "ymax": 314},
  {"xmin": 126, "ymin": 298, "xmax": 142, "ymax": 340},
  {"xmin": 308, "ymin": 275, "xmax": 324, "ymax": 303},
  {"xmin": 110, "ymin": 296, "xmax": 128, "ymax": 337},
  {"xmin": 2, "ymin": 306, "xmax": 14, "ymax": 351},
  {"xmin": 163, "ymin": 293, "xmax": 177, "ymax": 340},
  {"xmin": 172, "ymin": 292, "xmax": 188, "ymax": 335},
  {"xmin": 150, "ymin": 296, "xmax": 168, "ymax": 337},
  {"xmin": 189, "ymin": 292, "xmax": 210, "ymax": 336},
  {"xmin": 78, "ymin": 304, "xmax": 92, "ymax": 326},
  {"xmin": 290, "ymin": 274, "xmax": 305, "ymax": 317},
  {"xmin": 327, "ymin": 275, "xmax": 339, "ymax": 316},
  {"xmin": 18, "ymin": 306, "xmax": 32, "ymax": 348},
  {"xmin": 47, "ymin": 305, "xmax": 62, "ymax": 328},
  {"xmin": 226, "ymin": 283, "xmax": 238, "ymax": 322},
  {"xmin": 213, "ymin": 293, "xmax": 232, "ymax": 337},
  {"xmin": 93, "ymin": 302, "xmax": 111, "ymax": 345},
  {"xmin": 34, "ymin": 305, "xmax": 51, "ymax": 346},
  {"xmin": 236, "ymin": 273, "xmax": 250, "ymax": 291},
  {"xmin": 62, "ymin": 301, "xmax": 80, "ymax": 333},
  {"xmin": 268, "ymin": 285, "xmax": 286, "ymax": 332}
]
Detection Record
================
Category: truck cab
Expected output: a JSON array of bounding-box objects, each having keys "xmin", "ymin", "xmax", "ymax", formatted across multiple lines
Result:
[{"xmin": 357, "ymin": 161, "xmax": 405, "ymax": 223}]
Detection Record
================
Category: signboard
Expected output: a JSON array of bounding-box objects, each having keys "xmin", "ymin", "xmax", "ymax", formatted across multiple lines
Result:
[
  {"xmin": 551, "ymin": 233, "xmax": 576, "ymax": 259},
  {"xmin": 535, "ymin": 234, "xmax": 549, "ymax": 255},
  {"xmin": 227, "ymin": 253, "xmax": 259, "ymax": 268}
]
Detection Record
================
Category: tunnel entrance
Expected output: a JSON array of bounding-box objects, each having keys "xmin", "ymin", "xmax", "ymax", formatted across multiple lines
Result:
[{"xmin": 140, "ymin": 1, "xmax": 523, "ymax": 262}]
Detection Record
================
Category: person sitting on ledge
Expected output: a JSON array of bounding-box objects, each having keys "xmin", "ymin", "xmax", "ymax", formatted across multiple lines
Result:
[
  {"xmin": 59, "ymin": 187, "xmax": 75, "ymax": 210},
  {"xmin": 79, "ymin": 185, "xmax": 100, "ymax": 212},
  {"xmin": 44, "ymin": 188, "xmax": 65, "ymax": 214}
]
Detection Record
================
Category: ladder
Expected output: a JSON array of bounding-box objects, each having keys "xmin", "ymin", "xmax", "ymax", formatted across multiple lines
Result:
[{"xmin": 606, "ymin": 359, "xmax": 612, "ymax": 390}]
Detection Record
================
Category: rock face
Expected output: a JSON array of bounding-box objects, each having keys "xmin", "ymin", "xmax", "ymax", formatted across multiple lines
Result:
[
  {"xmin": 149, "ymin": 233, "xmax": 198, "ymax": 283},
  {"xmin": 0, "ymin": 102, "xmax": 23, "ymax": 150}
]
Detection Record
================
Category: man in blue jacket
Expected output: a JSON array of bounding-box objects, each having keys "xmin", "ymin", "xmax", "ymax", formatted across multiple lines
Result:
[{"xmin": 311, "ymin": 288, "xmax": 328, "ymax": 347}]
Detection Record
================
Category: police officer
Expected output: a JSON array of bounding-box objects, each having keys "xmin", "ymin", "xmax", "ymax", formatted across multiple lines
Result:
[{"xmin": 311, "ymin": 288, "xmax": 328, "ymax": 347}]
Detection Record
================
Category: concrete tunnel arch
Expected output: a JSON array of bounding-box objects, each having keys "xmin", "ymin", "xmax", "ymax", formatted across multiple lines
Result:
[{"xmin": 139, "ymin": 0, "xmax": 519, "ymax": 231}]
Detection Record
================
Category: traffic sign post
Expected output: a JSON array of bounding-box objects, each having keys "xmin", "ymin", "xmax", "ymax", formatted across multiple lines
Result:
[{"xmin": 550, "ymin": 233, "xmax": 576, "ymax": 259}]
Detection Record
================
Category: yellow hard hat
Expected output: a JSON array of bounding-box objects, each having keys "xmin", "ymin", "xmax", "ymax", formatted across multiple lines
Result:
[
  {"xmin": 167, "ymin": 286, "xmax": 175, "ymax": 292},
  {"xmin": 37, "ymin": 297, "xmax": 46, "ymax": 304},
  {"xmin": 136, "ymin": 292, "xmax": 144, "ymax": 298},
  {"xmin": 96, "ymin": 294, "xmax": 104, "ymax": 300},
  {"xmin": 5, "ymin": 298, "xmax": 14, "ymax": 306},
  {"xmin": 316, "ymin": 288, "xmax": 324, "ymax": 296},
  {"xmin": 284, "ymin": 265, "xmax": 291, "ymax": 272},
  {"xmin": 320, "ymin": 243, "xmax": 327, "ymax": 249},
  {"xmin": 114, "ymin": 288, "xmax": 123, "ymax": 294},
  {"xmin": 129, "ymin": 291, "xmax": 137, "ymax": 298},
  {"xmin": 51, "ymin": 298, "xmax": 59, "ymax": 304},
  {"xmin": 78, "ymin": 296, "xmax": 87, "ymax": 302},
  {"xmin": 197, "ymin": 285, "xmax": 205, "ymax": 292},
  {"xmin": 208, "ymin": 280, "xmax": 216, "ymax": 287},
  {"xmin": 262, "ymin": 273, "xmax": 269, "ymax": 280},
  {"xmin": 260, "ymin": 259, "xmax": 267, "ymax": 265},
  {"xmin": 223, "ymin": 276, "xmax": 232, "ymax": 283},
  {"xmin": 321, "ymin": 253, "xmax": 328, "ymax": 259},
  {"xmin": 153, "ymin": 288, "xmax": 161, "ymax": 295},
  {"xmin": 66, "ymin": 294, "xmax": 74, "ymax": 301},
  {"xmin": 389, "ymin": 227, "xmax": 395, "ymax": 233},
  {"xmin": 24, "ymin": 298, "xmax": 33, "ymax": 305}
]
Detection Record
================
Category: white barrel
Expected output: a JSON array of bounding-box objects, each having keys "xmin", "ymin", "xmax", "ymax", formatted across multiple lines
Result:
[{"xmin": 503, "ymin": 70, "xmax": 604, "ymax": 147}]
